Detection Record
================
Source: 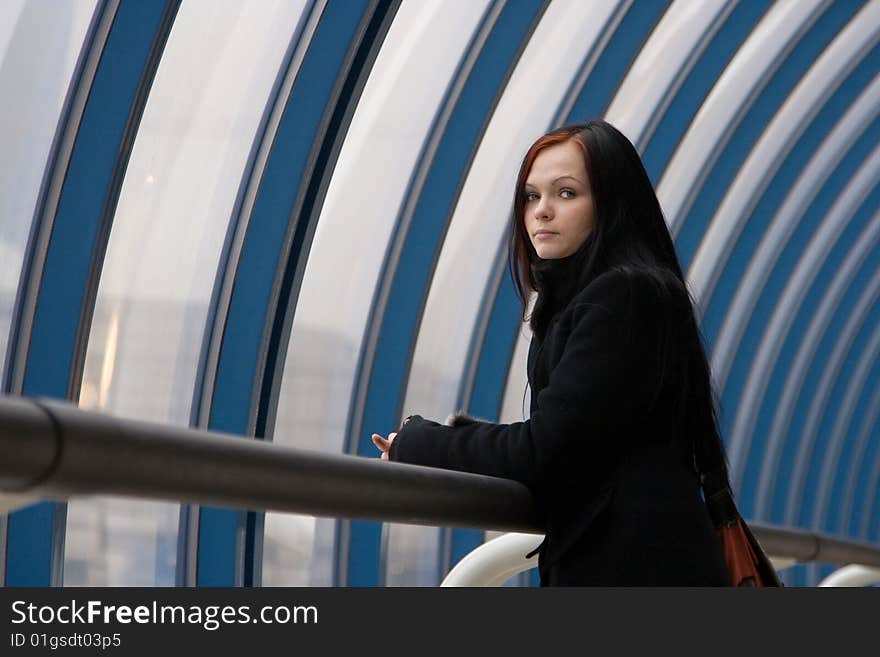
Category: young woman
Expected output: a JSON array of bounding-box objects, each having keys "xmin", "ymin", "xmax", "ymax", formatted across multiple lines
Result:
[{"xmin": 372, "ymin": 120, "xmax": 730, "ymax": 586}]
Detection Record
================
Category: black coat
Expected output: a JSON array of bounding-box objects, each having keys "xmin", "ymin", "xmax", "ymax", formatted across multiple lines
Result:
[{"xmin": 389, "ymin": 269, "xmax": 728, "ymax": 586}]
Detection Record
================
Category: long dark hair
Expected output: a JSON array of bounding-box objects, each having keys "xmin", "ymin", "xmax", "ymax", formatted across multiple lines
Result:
[{"xmin": 508, "ymin": 119, "xmax": 730, "ymax": 485}]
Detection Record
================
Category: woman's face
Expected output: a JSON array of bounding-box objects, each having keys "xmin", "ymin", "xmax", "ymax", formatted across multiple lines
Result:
[{"xmin": 524, "ymin": 139, "xmax": 596, "ymax": 259}]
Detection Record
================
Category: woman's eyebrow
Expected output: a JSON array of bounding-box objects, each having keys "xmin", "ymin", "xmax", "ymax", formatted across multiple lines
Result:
[
  {"xmin": 524, "ymin": 175, "xmax": 585, "ymax": 188},
  {"xmin": 552, "ymin": 175, "xmax": 584, "ymax": 185}
]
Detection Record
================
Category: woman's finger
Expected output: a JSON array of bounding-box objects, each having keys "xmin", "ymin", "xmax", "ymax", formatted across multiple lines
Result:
[{"xmin": 371, "ymin": 433, "xmax": 390, "ymax": 451}]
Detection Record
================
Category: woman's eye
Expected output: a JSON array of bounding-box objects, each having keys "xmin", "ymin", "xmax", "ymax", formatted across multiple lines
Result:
[
  {"xmin": 525, "ymin": 192, "xmax": 539, "ymax": 202},
  {"xmin": 560, "ymin": 189, "xmax": 575, "ymax": 199}
]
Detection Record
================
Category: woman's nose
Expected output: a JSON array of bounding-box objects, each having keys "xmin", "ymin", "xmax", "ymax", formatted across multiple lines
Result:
[{"xmin": 535, "ymin": 198, "xmax": 553, "ymax": 220}]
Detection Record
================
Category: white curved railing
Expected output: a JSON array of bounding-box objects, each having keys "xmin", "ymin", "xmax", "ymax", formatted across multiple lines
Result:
[
  {"xmin": 441, "ymin": 533, "xmax": 542, "ymax": 587},
  {"xmin": 439, "ymin": 534, "xmax": 875, "ymax": 587},
  {"xmin": 818, "ymin": 564, "xmax": 880, "ymax": 587}
]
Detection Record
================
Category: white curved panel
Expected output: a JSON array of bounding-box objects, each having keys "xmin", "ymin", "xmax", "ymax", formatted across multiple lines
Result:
[
  {"xmin": 658, "ymin": 0, "xmax": 829, "ymax": 234},
  {"xmin": 269, "ymin": 0, "xmax": 492, "ymax": 587},
  {"xmin": 0, "ymin": 0, "xmax": 98, "ymax": 381},
  {"xmin": 686, "ymin": 0, "xmax": 880, "ymax": 303},
  {"xmin": 66, "ymin": 0, "xmax": 308, "ymax": 586},
  {"xmin": 606, "ymin": 0, "xmax": 734, "ymax": 149},
  {"xmin": 754, "ymin": 207, "xmax": 880, "ymax": 518},
  {"xmin": 726, "ymin": 141, "xmax": 880, "ymax": 491},
  {"xmin": 499, "ymin": 322, "xmax": 532, "ymax": 424},
  {"xmin": 712, "ymin": 74, "xmax": 880, "ymax": 391}
]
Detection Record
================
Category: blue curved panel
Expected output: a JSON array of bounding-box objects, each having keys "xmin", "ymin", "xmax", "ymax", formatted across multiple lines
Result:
[
  {"xmin": 716, "ymin": 48, "xmax": 880, "ymax": 518},
  {"xmin": 850, "ymin": 389, "xmax": 880, "ymax": 537},
  {"xmin": 4, "ymin": 0, "xmax": 177, "ymax": 587},
  {"xmin": 760, "ymin": 183, "xmax": 880, "ymax": 587},
  {"xmin": 196, "ymin": 0, "xmax": 377, "ymax": 587},
  {"xmin": 816, "ymin": 297, "xmax": 880, "ymax": 562},
  {"xmin": 563, "ymin": 0, "xmax": 671, "ymax": 123},
  {"xmin": 641, "ymin": 0, "xmax": 772, "ymax": 184},
  {"xmin": 804, "ymin": 261, "xmax": 880, "ymax": 580},
  {"xmin": 467, "ymin": 275, "xmax": 522, "ymax": 432},
  {"xmin": 793, "ymin": 204, "xmax": 880, "ymax": 526},
  {"xmin": 678, "ymin": 1, "xmax": 864, "ymax": 289},
  {"xmin": 836, "ymin": 360, "xmax": 880, "ymax": 535},
  {"xmin": 449, "ymin": 272, "xmax": 520, "ymax": 570},
  {"xmin": 861, "ymin": 419, "xmax": 880, "ymax": 539},
  {"xmin": 737, "ymin": 119, "xmax": 880, "ymax": 519},
  {"xmin": 348, "ymin": 0, "xmax": 546, "ymax": 588},
  {"xmin": 805, "ymin": 248, "xmax": 880, "ymax": 538}
]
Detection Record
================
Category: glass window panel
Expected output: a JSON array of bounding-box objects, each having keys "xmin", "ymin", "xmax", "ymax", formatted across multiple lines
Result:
[
  {"xmin": 0, "ymin": 0, "xmax": 98, "ymax": 381},
  {"xmin": 264, "ymin": 0, "xmax": 491, "ymax": 587},
  {"xmin": 64, "ymin": 0, "xmax": 307, "ymax": 586}
]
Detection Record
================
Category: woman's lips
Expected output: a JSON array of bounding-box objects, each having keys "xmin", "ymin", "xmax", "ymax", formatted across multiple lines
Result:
[{"xmin": 534, "ymin": 231, "xmax": 557, "ymax": 239}]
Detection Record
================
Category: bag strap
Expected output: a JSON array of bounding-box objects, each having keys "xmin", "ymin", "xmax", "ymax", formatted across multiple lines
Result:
[
  {"xmin": 691, "ymin": 414, "xmax": 737, "ymax": 527},
  {"xmin": 691, "ymin": 419, "xmax": 785, "ymax": 587},
  {"xmin": 703, "ymin": 473, "xmax": 738, "ymax": 528}
]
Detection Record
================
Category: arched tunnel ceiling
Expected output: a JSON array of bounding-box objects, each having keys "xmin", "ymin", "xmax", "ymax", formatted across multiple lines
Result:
[{"xmin": 1, "ymin": 0, "xmax": 878, "ymax": 588}]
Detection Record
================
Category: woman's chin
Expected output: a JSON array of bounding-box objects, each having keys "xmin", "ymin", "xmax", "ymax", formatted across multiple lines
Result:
[{"xmin": 536, "ymin": 247, "xmax": 569, "ymax": 260}]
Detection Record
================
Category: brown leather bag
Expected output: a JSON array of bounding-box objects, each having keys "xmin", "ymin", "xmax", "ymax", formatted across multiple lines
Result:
[{"xmin": 703, "ymin": 478, "xmax": 783, "ymax": 587}]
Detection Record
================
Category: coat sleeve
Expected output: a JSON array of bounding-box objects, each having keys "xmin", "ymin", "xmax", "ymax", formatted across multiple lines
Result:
[{"xmin": 387, "ymin": 270, "xmax": 663, "ymax": 490}]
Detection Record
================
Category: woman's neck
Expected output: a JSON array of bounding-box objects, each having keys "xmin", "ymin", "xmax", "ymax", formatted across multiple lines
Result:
[
  {"xmin": 539, "ymin": 232, "xmax": 595, "ymax": 304},
  {"xmin": 530, "ymin": 232, "xmax": 597, "ymax": 338}
]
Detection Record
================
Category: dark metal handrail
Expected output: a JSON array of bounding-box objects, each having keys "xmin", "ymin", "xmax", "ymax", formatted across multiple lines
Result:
[
  {"xmin": 1, "ymin": 394, "xmax": 879, "ymax": 568},
  {"xmin": 0, "ymin": 395, "xmax": 538, "ymax": 532}
]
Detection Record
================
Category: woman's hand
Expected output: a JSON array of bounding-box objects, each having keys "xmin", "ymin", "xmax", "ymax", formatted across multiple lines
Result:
[{"xmin": 371, "ymin": 432, "xmax": 396, "ymax": 460}]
